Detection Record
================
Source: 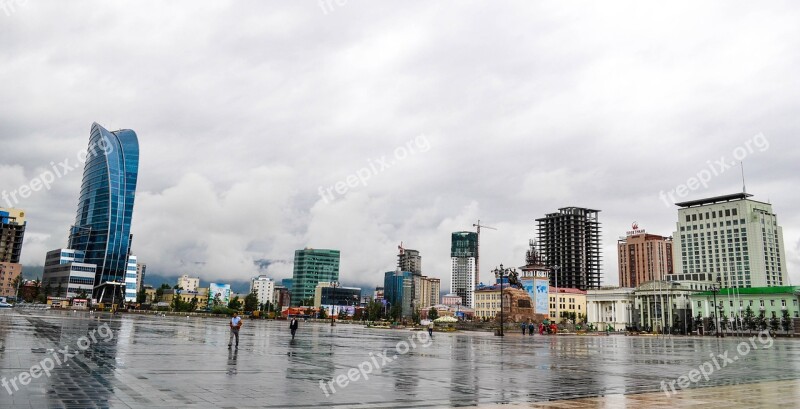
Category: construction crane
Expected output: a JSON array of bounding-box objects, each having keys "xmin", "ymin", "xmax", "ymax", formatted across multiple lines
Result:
[{"xmin": 472, "ymin": 220, "xmax": 497, "ymax": 287}]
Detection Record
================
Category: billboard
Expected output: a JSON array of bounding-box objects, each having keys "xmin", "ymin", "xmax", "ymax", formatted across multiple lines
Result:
[
  {"xmin": 207, "ymin": 283, "xmax": 231, "ymax": 309},
  {"xmin": 534, "ymin": 279, "xmax": 549, "ymax": 315}
]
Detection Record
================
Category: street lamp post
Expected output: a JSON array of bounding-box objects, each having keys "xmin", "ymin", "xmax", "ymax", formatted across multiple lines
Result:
[
  {"xmin": 552, "ymin": 265, "xmax": 561, "ymax": 324},
  {"xmin": 710, "ymin": 276, "xmax": 723, "ymax": 338},
  {"xmin": 492, "ymin": 264, "xmax": 516, "ymax": 337},
  {"xmin": 330, "ymin": 281, "xmax": 339, "ymax": 326}
]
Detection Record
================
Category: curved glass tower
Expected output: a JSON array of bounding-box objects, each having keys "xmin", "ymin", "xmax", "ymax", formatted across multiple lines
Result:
[{"xmin": 68, "ymin": 123, "xmax": 139, "ymax": 300}]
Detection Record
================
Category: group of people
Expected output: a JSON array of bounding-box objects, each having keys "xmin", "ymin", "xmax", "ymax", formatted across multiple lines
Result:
[
  {"xmin": 520, "ymin": 322, "xmax": 559, "ymax": 335},
  {"xmin": 227, "ymin": 312, "xmax": 301, "ymax": 349}
]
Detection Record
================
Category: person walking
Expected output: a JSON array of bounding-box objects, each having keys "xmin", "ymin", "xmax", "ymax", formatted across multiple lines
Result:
[
  {"xmin": 528, "ymin": 322, "xmax": 535, "ymax": 336},
  {"xmin": 228, "ymin": 312, "xmax": 243, "ymax": 349},
  {"xmin": 521, "ymin": 322, "xmax": 527, "ymax": 335},
  {"xmin": 290, "ymin": 317, "xmax": 299, "ymax": 339},
  {"xmin": 427, "ymin": 321, "xmax": 434, "ymax": 338}
]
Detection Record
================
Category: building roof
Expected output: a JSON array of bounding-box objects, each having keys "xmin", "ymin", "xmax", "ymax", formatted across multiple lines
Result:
[
  {"xmin": 693, "ymin": 286, "xmax": 800, "ymax": 297},
  {"xmin": 675, "ymin": 192, "xmax": 752, "ymax": 208},
  {"xmin": 549, "ymin": 287, "xmax": 587, "ymax": 295}
]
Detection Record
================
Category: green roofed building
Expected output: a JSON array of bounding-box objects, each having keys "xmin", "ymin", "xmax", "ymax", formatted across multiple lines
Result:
[
  {"xmin": 690, "ymin": 286, "xmax": 800, "ymax": 326},
  {"xmin": 291, "ymin": 248, "xmax": 340, "ymax": 306}
]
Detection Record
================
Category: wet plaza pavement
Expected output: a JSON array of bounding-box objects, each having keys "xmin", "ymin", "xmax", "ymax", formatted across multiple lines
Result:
[{"xmin": 1, "ymin": 309, "xmax": 799, "ymax": 408}]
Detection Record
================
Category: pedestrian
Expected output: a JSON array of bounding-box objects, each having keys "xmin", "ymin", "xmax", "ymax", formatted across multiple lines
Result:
[
  {"xmin": 521, "ymin": 323, "xmax": 527, "ymax": 335},
  {"xmin": 427, "ymin": 321, "xmax": 434, "ymax": 338},
  {"xmin": 228, "ymin": 312, "xmax": 243, "ymax": 349},
  {"xmin": 539, "ymin": 323, "xmax": 544, "ymax": 335},
  {"xmin": 290, "ymin": 317, "xmax": 299, "ymax": 339},
  {"xmin": 528, "ymin": 322, "xmax": 534, "ymax": 336}
]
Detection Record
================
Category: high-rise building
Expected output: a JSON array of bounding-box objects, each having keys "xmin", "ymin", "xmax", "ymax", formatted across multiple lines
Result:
[
  {"xmin": 177, "ymin": 274, "xmax": 200, "ymax": 292},
  {"xmin": 451, "ymin": 231, "xmax": 478, "ymax": 308},
  {"xmin": 617, "ymin": 224, "xmax": 673, "ymax": 288},
  {"xmin": 291, "ymin": 248, "xmax": 340, "ymax": 306},
  {"xmin": 250, "ymin": 275, "xmax": 275, "ymax": 307},
  {"xmin": 384, "ymin": 269, "xmax": 413, "ymax": 317},
  {"xmin": 672, "ymin": 192, "xmax": 788, "ymax": 288},
  {"xmin": 0, "ymin": 262, "xmax": 21, "ymax": 298},
  {"xmin": 398, "ymin": 247, "xmax": 421, "ymax": 274},
  {"xmin": 124, "ymin": 255, "xmax": 138, "ymax": 302},
  {"xmin": 0, "ymin": 208, "xmax": 26, "ymax": 263},
  {"xmin": 536, "ymin": 207, "xmax": 602, "ymax": 290},
  {"xmin": 136, "ymin": 263, "xmax": 147, "ymax": 293},
  {"xmin": 67, "ymin": 123, "xmax": 139, "ymax": 301},
  {"xmin": 42, "ymin": 249, "xmax": 96, "ymax": 299}
]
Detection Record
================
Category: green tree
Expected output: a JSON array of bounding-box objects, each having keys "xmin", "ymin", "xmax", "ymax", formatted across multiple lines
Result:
[
  {"xmin": 228, "ymin": 296, "xmax": 242, "ymax": 311},
  {"xmin": 757, "ymin": 312, "xmax": 768, "ymax": 331},
  {"xmin": 55, "ymin": 284, "xmax": 65, "ymax": 298},
  {"xmin": 366, "ymin": 301, "xmax": 383, "ymax": 321},
  {"xmin": 743, "ymin": 306, "xmax": 756, "ymax": 333},
  {"xmin": 136, "ymin": 289, "xmax": 146, "ymax": 303},
  {"xmin": 171, "ymin": 293, "xmax": 185, "ymax": 311},
  {"xmin": 411, "ymin": 308, "xmax": 421, "ymax": 324},
  {"xmin": 76, "ymin": 289, "xmax": 89, "ymax": 300},
  {"xmin": 389, "ymin": 304, "xmax": 402, "ymax": 321},
  {"xmin": 428, "ymin": 307, "xmax": 439, "ymax": 321},
  {"xmin": 44, "ymin": 283, "xmax": 53, "ymax": 297},
  {"xmin": 781, "ymin": 309, "xmax": 793, "ymax": 334},
  {"xmin": 693, "ymin": 312, "xmax": 703, "ymax": 333},
  {"xmin": 338, "ymin": 310, "xmax": 348, "ymax": 320},
  {"xmin": 244, "ymin": 292, "xmax": 259, "ymax": 313},
  {"xmin": 11, "ymin": 275, "xmax": 22, "ymax": 300},
  {"xmin": 719, "ymin": 312, "xmax": 729, "ymax": 332},
  {"xmin": 706, "ymin": 315, "xmax": 716, "ymax": 332},
  {"xmin": 188, "ymin": 296, "xmax": 199, "ymax": 312},
  {"xmin": 769, "ymin": 315, "xmax": 780, "ymax": 333},
  {"xmin": 318, "ymin": 307, "xmax": 327, "ymax": 319}
]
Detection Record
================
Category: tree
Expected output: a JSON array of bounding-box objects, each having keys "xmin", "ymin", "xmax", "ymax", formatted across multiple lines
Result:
[
  {"xmin": 55, "ymin": 284, "xmax": 65, "ymax": 298},
  {"xmin": 318, "ymin": 307, "xmax": 327, "ymax": 319},
  {"xmin": 171, "ymin": 293, "xmax": 185, "ymax": 311},
  {"xmin": 156, "ymin": 283, "xmax": 171, "ymax": 302},
  {"xmin": 136, "ymin": 289, "xmax": 146, "ymax": 304},
  {"xmin": 693, "ymin": 312, "xmax": 703, "ymax": 333},
  {"xmin": 366, "ymin": 301, "xmax": 383, "ymax": 321},
  {"xmin": 769, "ymin": 315, "xmax": 780, "ymax": 333},
  {"xmin": 719, "ymin": 312, "xmax": 729, "ymax": 332},
  {"xmin": 757, "ymin": 312, "xmax": 768, "ymax": 332},
  {"xmin": 44, "ymin": 283, "xmax": 53, "ymax": 297},
  {"xmin": 10, "ymin": 275, "xmax": 22, "ymax": 300},
  {"xmin": 781, "ymin": 309, "xmax": 793, "ymax": 334},
  {"xmin": 228, "ymin": 296, "xmax": 242, "ymax": 311},
  {"xmin": 743, "ymin": 306, "xmax": 756, "ymax": 333},
  {"xmin": 338, "ymin": 310, "xmax": 348, "ymax": 320},
  {"xmin": 389, "ymin": 304, "xmax": 402, "ymax": 321},
  {"xmin": 411, "ymin": 308, "xmax": 421, "ymax": 325},
  {"xmin": 706, "ymin": 315, "xmax": 716, "ymax": 332},
  {"xmin": 77, "ymin": 290, "xmax": 89, "ymax": 300},
  {"xmin": 428, "ymin": 307, "xmax": 439, "ymax": 321},
  {"xmin": 188, "ymin": 296, "xmax": 199, "ymax": 312},
  {"xmin": 244, "ymin": 292, "xmax": 259, "ymax": 313}
]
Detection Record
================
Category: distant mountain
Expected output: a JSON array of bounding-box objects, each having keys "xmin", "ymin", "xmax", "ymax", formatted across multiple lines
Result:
[{"xmin": 21, "ymin": 265, "xmax": 44, "ymax": 280}]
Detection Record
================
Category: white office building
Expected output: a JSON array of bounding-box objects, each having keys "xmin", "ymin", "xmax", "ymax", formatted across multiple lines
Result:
[
  {"xmin": 125, "ymin": 255, "xmax": 138, "ymax": 302},
  {"xmin": 42, "ymin": 249, "xmax": 96, "ymax": 299},
  {"xmin": 586, "ymin": 287, "xmax": 635, "ymax": 331},
  {"xmin": 177, "ymin": 274, "xmax": 201, "ymax": 292},
  {"xmin": 673, "ymin": 193, "xmax": 788, "ymax": 288},
  {"xmin": 250, "ymin": 275, "xmax": 275, "ymax": 307}
]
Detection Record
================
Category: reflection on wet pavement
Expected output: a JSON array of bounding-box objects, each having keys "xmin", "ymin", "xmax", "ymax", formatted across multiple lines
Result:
[{"xmin": 1, "ymin": 309, "xmax": 798, "ymax": 408}]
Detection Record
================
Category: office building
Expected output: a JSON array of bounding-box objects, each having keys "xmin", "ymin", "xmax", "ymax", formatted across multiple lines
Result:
[
  {"xmin": 536, "ymin": 207, "xmax": 602, "ymax": 290},
  {"xmin": 136, "ymin": 263, "xmax": 147, "ymax": 292},
  {"xmin": 451, "ymin": 231, "xmax": 478, "ymax": 308},
  {"xmin": 273, "ymin": 285, "xmax": 290, "ymax": 308},
  {"xmin": 290, "ymin": 248, "xmax": 340, "ymax": 306},
  {"xmin": 398, "ymin": 247, "xmax": 421, "ymax": 274},
  {"xmin": 673, "ymin": 192, "xmax": 788, "ymax": 288},
  {"xmin": 41, "ymin": 249, "xmax": 96, "ymax": 299},
  {"xmin": 0, "ymin": 262, "xmax": 21, "ymax": 298},
  {"xmin": 124, "ymin": 255, "xmax": 137, "ymax": 302},
  {"xmin": 549, "ymin": 287, "xmax": 587, "ymax": 324},
  {"xmin": 177, "ymin": 274, "xmax": 201, "ymax": 292},
  {"xmin": 67, "ymin": 123, "xmax": 139, "ymax": 301},
  {"xmin": 250, "ymin": 275, "xmax": 275, "ymax": 307},
  {"xmin": 384, "ymin": 270, "xmax": 413, "ymax": 317},
  {"xmin": 314, "ymin": 282, "xmax": 361, "ymax": 307},
  {"xmin": 0, "ymin": 208, "xmax": 26, "ymax": 263},
  {"xmin": 618, "ymin": 224, "xmax": 673, "ymax": 288}
]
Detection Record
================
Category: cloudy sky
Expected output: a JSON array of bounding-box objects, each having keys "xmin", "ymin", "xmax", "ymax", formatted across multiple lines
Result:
[{"xmin": 2, "ymin": 0, "xmax": 799, "ymax": 290}]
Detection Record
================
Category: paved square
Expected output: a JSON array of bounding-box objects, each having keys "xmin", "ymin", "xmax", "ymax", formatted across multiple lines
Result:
[{"xmin": 1, "ymin": 309, "xmax": 798, "ymax": 408}]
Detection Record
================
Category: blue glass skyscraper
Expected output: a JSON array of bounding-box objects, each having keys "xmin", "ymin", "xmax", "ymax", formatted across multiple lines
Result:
[{"xmin": 68, "ymin": 123, "xmax": 139, "ymax": 301}]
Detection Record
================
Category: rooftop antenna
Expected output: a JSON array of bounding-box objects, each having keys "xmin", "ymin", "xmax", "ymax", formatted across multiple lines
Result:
[{"xmin": 740, "ymin": 161, "xmax": 746, "ymax": 194}]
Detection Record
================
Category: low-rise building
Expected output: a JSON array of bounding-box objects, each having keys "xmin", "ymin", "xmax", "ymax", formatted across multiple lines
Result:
[
  {"xmin": 0, "ymin": 262, "xmax": 21, "ymax": 298},
  {"xmin": 161, "ymin": 289, "xmax": 208, "ymax": 309},
  {"xmin": 177, "ymin": 274, "xmax": 201, "ymax": 292},
  {"xmin": 586, "ymin": 287, "xmax": 635, "ymax": 331},
  {"xmin": 633, "ymin": 280, "xmax": 696, "ymax": 333},
  {"xmin": 42, "ymin": 249, "xmax": 96, "ymax": 299},
  {"xmin": 690, "ymin": 286, "xmax": 800, "ymax": 324},
  {"xmin": 549, "ymin": 287, "xmax": 587, "ymax": 324},
  {"xmin": 314, "ymin": 282, "xmax": 361, "ymax": 308},
  {"xmin": 474, "ymin": 286, "xmax": 500, "ymax": 320}
]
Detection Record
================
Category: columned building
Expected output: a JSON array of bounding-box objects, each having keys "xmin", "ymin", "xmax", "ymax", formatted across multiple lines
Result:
[
  {"xmin": 633, "ymin": 280, "xmax": 696, "ymax": 334},
  {"xmin": 586, "ymin": 287, "xmax": 635, "ymax": 331},
  {"xmin": 67, "ymin": 123, "xmax": 139, "ymax": 302},
  {"xmin": 618, "ymin": 227, "xmax": 673, "ymax": 288},
  {"xmin": 536, "ymin": 207, "xmax": 602, "ymax": 290},
  {"xmin": 451, "ymin": 231, "xmax": 477, "ymax": 308},
  {"xmin": 672, "ymin": 192, "xmax": 788, "ymax": 288}
]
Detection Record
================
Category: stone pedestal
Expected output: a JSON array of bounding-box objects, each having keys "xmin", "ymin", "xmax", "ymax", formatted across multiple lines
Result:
[{"xmin": 497, "ymin": 287, "xmax": 545, "ymax": 324}]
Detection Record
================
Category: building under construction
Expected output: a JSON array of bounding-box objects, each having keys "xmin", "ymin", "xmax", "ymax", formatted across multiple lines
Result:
[{"xmin": 536, "ymin": 207, "xmax": 602, "ymax": 291}]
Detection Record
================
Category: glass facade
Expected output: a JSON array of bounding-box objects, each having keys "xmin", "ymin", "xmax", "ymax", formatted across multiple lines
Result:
[
  {"xmin": 68, "ymin": 123, "xmax": 139, "ymax": 298},
  {"xmin": 291, "ymin": 249, "xmax": 339, "ymax": 306}
]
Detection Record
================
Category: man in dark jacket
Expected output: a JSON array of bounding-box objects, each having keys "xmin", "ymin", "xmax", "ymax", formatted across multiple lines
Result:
[{"xmin": 290, "ymin": 317, "xmax": 299, "ymax": 339}]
